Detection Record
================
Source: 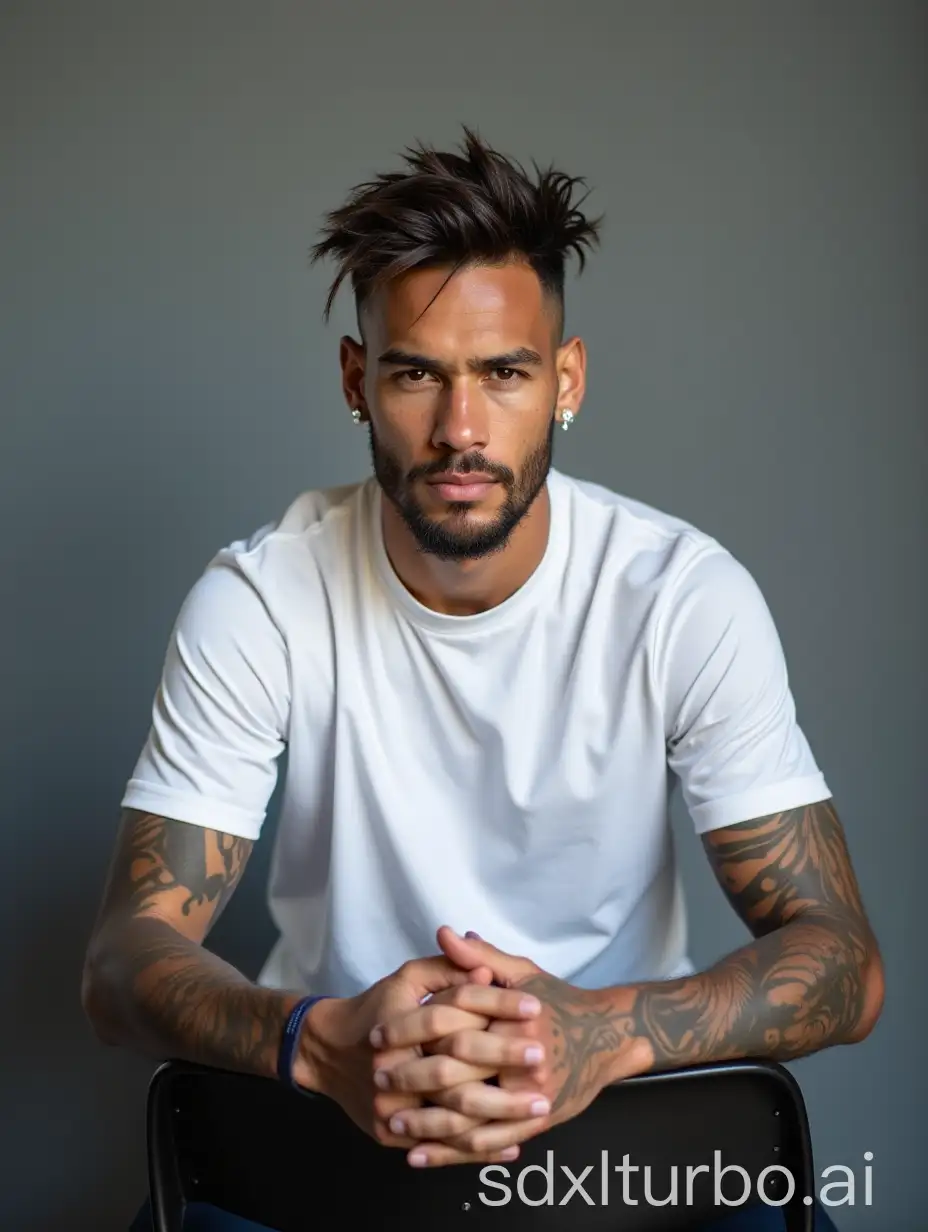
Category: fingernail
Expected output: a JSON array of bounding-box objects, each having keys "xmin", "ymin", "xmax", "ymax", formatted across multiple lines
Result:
[
  {"xmin": 465, "ymin": 930, "xmax": 481, "ymax": 939},
  {"xmin": 390, "ymin": 1115, "xmax": 405, "ymax": 1134},
  {"xmin": 530, "ymin": 1098, "xmax": 550, "ymax": 1116},
  {"xmin": 369, "ymin": 1025, "xmax": 384, "ymax": 1048},
  {"xmin": 525, "ymin": 1045, "xmax": 544, "ymax": 1063},
  {"xmin": 373, "ymin": 1069, "xmax": 389, "ymax": 1089},
  {"xmin": 519, "ymin": 997, "xmax": 541, "ymax": 1015},
  {"xmin": 409, "ymin": 1151, "xmax": 428, "ymax": 1167},
  {"xmin": 500, "ymin": 1146, "xmax": 519, "ymax": 1160}
]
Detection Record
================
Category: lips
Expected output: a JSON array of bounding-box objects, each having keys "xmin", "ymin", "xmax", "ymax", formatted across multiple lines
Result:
[
  {"xmin": 426, "ymin": 474, "xmax": 498, "ymax": 501},
  {"xmin": 427, "ymin": 474, "xmax": 497, "ymax": 486}
]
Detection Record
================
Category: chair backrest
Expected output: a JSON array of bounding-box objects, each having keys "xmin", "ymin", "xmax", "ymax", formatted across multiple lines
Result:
[{"xmin": 147, "ymin": 1058, "xmax": 814, "ymax": 1231}]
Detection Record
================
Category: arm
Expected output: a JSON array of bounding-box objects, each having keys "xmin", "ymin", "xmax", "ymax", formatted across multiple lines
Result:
[
  {"xmin": 81, "ymin": 808, "xmax": 312, "ymax": 1082},
  {"xmin": 81, "ymin": 552, "xmax": 505, "ymax": 1120},
  {"xmin": 621, "ymin": 545, "xmax": 886, "ymax": 1068},
  {"xmin": 82, "ymin": 809, "xmax": 514, "ymax": 1146},
  {"xmin": 511, "ymin": 797, "xmax": 884, "ymax": 1101},
  {"xmin": 491, "ymin": 798, "xmax": 883, "ymax": 1108},
  {"xmin": 620, "ymin": 798, "xmax": 883, "ymax": 1069},
  {"xmin": 82, "ymin": 543, "xmax": 308, "ymax": 1075},
  {"xmin": 370, "ymin": 818, "xmax": 883, "ymax": 1168}
]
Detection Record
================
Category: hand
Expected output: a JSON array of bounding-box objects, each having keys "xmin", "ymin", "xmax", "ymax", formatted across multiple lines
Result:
[
  {"xmin": 370, "ymin": 978, "xmax": 552, "ymax": 1166},
  {"xmin": 375, "ymin": 927, "xmax": 649, "ymax": 1166},
  {"xmin": 298, "ymin": 955, "xmax": 495, "ymax": 1150}
]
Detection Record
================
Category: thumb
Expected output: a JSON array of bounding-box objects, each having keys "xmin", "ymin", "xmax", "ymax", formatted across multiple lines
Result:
[{"xmin": 436, "ymin": 925, "xmax": 535, "ymax": 985}]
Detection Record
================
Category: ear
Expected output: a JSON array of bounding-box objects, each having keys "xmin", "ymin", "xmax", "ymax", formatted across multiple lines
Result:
[
  {"xmin": 554, "ymin": 335, "xmax": 586, "ymax": 427},
  {"xmin": 339, "ymin": 335, "xmax": 368, "ymax": 423}
]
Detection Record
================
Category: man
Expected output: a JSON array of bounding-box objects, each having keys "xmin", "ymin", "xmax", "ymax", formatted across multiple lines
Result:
[{"xmin": 83, "ymin": 130, "xmax": 883, "ymax": 1231}]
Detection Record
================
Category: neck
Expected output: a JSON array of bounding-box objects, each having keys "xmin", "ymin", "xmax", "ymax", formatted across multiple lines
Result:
[{"xmin": 380, "ymin": 485, "xmax": 552, "ymax": 617}]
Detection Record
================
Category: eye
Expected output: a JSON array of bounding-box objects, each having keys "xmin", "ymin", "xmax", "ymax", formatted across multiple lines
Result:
[
  {"xmin": 492, "ymin": 367, "xmax": 523, "ymax": 382},
  {"xmin": 395, "ymin": 368, "xmax": 434, "ymax": 386}
]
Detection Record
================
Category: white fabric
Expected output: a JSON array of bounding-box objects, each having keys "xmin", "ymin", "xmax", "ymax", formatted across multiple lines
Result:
[{"xmin": 121, "ymin": 469, "xmax": 830, "ymax": 996}]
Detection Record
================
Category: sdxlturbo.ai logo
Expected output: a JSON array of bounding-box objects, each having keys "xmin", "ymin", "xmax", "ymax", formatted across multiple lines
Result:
[{"xmin": 477, "ymin": 1150, "xmax": 873, "ymax": 1209}]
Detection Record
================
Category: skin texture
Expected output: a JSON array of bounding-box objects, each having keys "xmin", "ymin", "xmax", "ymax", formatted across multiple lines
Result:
[{"xmin": 371, "ymin": 800, "xmax": 884, "ymax": 1166}]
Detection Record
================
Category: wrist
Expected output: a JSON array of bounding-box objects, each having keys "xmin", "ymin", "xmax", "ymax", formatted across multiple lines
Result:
[
  {"xmin": 291, "ymin": 995, "xmax": 347, "ymax": 1094},
  {"xmin": 594, "ymin": 984, "xmax": 654, "ymax": 1085}
]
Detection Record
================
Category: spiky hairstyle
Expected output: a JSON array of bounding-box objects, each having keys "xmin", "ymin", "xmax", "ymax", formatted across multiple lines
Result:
[{"xmin": 310, "ymin": 127, "xmax": 601, "ymax": 328}]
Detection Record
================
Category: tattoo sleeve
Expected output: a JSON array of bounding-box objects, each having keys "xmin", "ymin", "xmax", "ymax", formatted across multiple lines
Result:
[
  {"xmin": 625, "ymin": 799, "xmax": 882, "ymax": 1071},
  {"xmin": 508, "ymin": 801, "xmax": 882, "ymax": 1107},
  {"xmin": 82, "ymin": 810, "xmax": 301, "ymax": 1078}
]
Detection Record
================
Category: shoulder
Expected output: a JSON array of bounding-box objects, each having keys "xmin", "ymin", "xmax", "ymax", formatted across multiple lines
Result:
[
  {"xmin": 218, "ymin": 479, "xmax": 366, "ymax": 565},
  {"xmin": 209, "ymin": 478, "xmax": 367, "ymax": 586},
  {"xmin": 554, "ymin": 471, "xmax": 781, "ymax": 669},
  {"xmin": 176, "ymin": 479, "xmax": 370, "ymax": 639},
  {"xmin": 554, "ymin": 469, "xmax": 743, "ymax": 594}
]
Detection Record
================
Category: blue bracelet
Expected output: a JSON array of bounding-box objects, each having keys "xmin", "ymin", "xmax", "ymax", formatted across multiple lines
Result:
[{"xmin": 278, "ymin": 994, "xmax": 331, "ymax": 1088}]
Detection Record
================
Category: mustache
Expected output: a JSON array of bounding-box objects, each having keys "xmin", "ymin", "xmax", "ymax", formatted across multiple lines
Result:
[{"xmin": 407, "ymin": 454, "xmax": 515, "ymax": 484}]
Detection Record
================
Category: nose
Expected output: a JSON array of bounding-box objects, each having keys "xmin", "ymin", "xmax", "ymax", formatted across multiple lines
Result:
[{"xmin": 431, "ymin": 377, "xmax": 490, "ymax": 454}]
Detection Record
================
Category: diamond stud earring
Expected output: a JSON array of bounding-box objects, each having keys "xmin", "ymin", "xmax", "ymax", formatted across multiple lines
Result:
[
  {"xmin": 351, "ymin": 408, "xmax": 362, "ymax": 424},
  {"xmin": 560, "ymin": 409, "xmax": 575, "ymax": 431}
]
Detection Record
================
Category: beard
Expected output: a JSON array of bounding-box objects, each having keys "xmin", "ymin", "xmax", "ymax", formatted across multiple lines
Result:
[{"xmin": 369, "ymin": 417, "xmax": 555, "ymax": 562}]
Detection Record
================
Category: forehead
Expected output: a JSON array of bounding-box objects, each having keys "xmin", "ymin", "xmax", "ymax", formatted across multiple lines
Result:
[{"xmin": 362, "ymin": 262, "xmax": 556, "ymax": 355}]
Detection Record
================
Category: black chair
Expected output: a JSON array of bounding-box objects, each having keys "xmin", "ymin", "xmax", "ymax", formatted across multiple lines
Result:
[{"xmin": 147, "ymin": 1058, "xmax": 815, "ymax": 1231}]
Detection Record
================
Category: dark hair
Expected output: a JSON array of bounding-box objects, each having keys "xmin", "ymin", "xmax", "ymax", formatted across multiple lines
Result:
[{"xmin": 310, "ymin": 127, "xmax": 602, "ymax": 327}]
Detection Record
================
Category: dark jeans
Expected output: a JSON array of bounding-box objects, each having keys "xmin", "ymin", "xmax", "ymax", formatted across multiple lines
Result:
[{"xmin": 130, "ymin": 1196, "xmax": 841, "ymax": 1230}]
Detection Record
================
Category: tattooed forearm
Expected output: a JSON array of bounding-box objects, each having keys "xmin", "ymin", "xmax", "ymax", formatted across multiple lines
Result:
[
  {"xmin": 622, "ymin": 800, "xmax": 882, "ymax": 1072},
  {"xmin": 508, "ymin": 801, "xmax": 881, "ymax": 1098},
  {"xmin": 626, "ymin": 912, "xmax": 872, "ymax": 1070},
  {"xmin": 83, "ymin": 810, "xmax": 299, "ymax": 1078},
  {"xmin": 88, "ymin": 915, "xmax": 298, "ymax": 1075}
]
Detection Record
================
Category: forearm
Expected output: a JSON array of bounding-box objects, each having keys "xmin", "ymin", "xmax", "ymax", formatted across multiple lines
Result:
[
  {"xmin": 509, "ymin": 908, "xmax": 879, "ymax": 1114},
  {"xmin": 82, "ymin": 915, "xmax": 302, "ymax": 1079},
  {"xmin": 614, "ymin": 908, "xmax": 881, "ymax": 1078},
  {"xmin": 616, "ymin": 801, "xmax": 886, "ymax": 1076}
]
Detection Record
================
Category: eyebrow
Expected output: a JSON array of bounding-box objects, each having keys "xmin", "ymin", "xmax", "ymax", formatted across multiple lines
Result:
[{"xmin": 377, "ymin": 346, "xmax": 544, "ymax": 373}]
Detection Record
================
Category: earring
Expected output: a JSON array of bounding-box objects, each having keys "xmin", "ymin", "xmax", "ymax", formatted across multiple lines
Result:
[
  {"xmin": 560, "ymin": 409, "xmax": 575, "ymax": 431},
  {"xmin": 351, "ymin": 408, "xmax": 362, "ymax": 424}
]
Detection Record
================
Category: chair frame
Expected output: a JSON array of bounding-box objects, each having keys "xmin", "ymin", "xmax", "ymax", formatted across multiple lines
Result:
[{"xmin": 147, "ymin": 1056, "xmax": 816, "ymax": 1231}]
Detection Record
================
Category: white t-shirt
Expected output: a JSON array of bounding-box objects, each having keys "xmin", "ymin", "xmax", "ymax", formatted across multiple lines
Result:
[{"xmin": 121, "ymin": 469, "xmax": 830, "ymax": 996}]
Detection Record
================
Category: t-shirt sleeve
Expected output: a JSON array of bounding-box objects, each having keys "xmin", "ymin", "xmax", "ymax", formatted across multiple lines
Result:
[
  {"xmin": 656, "ymin": 543, "xmax": 830, "ymax": 834},
  {"xmin": 120, "ymin": 556, "xmax": 289, "ymax": 840}
]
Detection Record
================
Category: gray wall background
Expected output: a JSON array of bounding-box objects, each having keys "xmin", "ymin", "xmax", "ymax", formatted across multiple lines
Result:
[{"xmin": 2, "ymin": 2, "xmax": 924, "ymax": 1227}]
